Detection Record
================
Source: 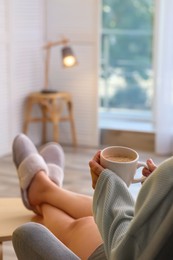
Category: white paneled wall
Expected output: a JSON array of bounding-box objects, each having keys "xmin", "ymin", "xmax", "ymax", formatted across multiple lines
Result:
[
  {"xmin": 46, "ymin": 0, "xmax": 100, "ymax": 147},
  {"xmin": 9, "ymin": 0, "xmax": 45, "ymax": 141},
  {"xmin": 0, "ymin": 1, "xmax": 10, "ymax": 155},
  {"xmin": 0, "ymin": 0, "xmax": 45, "ymax": 155}
]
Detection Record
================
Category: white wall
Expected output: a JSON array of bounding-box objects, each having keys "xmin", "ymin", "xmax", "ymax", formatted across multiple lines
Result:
[
  {"xmin": 0, "ymin": 1, "xmax": 10, "ymax": 155},
  {"xmin": 0, "ymin": 0, "xmax": 45, "ymax": 156},
  {"xmin": 0, "ymin": 0, "xmax": 100, "ymax": 156},
  {"xmin": 46, "ymin": 0, "xmax": 100, "ymax": 147}
]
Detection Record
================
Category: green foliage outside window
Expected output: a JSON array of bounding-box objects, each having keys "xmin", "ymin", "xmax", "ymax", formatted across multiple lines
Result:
[{"xmin": 101, "ymin": 0, "xmax": 154, "ymax": 110}]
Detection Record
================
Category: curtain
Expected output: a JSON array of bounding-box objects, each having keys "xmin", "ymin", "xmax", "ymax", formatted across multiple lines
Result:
[{"xmin": 154, "ymin": 0, "xmax": 173, "ymax": 155}]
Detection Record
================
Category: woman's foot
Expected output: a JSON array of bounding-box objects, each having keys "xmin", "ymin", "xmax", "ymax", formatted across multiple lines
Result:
[
  {"xmin": 27, "ymin": 169, "xmax": 64, "ymax": 216},
  {"xmin": 27, "ymin": 171, "xmax": 57, "ymax": 209}
]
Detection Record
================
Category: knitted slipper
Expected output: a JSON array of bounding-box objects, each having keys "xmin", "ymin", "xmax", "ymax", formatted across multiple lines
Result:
[
  {"xmin": 39, "ymin": 142, "xmax": 65, "ymax": 187},
  {"xmin": 12, "ymin": 134, "xmax": 48, "ymax": 211}
]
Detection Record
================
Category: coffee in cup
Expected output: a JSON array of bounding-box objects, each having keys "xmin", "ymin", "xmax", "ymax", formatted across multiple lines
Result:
[
  {"xmin": 104, "ymin": 155, "xmax": 134, "ymax": 162},
  {"xmin": 100, "ymin": 146, "xmax": 146, "ymax": 186}
]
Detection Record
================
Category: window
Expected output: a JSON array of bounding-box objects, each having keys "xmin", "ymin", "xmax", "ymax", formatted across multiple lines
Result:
[{"xmin": 100, "ymin": 0, "xmax": 154, "ymax": 131}]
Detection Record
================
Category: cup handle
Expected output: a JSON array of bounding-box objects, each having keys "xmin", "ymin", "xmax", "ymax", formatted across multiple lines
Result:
[{"xmin": 132, "ymin": 161, "xmax": 147, "ymax": 184}]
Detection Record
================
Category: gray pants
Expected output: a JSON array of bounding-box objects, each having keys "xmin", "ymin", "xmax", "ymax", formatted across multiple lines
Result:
[{"xmin": 12, "ymin": 222, "xmax": 80, "ymax": 260}]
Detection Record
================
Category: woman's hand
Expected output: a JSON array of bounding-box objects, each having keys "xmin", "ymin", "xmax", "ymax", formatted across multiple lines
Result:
[
  {"xmin": 89, "ymin": 151, "xmax": 104, "ymax": 189},
  {"xmin": 142, "ymin": 158, "xmax": 157, "ymax": 178}
]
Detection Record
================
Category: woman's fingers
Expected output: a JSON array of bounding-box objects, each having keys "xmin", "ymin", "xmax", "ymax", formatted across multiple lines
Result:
[
  {"xmin": 89, "ymin": 151, "xmax": 104, "ymax": 189},
  {"xmin": 142, "ymin": 158, "xmax": 157, "ymax": 177},
  {"xmin": 147, "ymin": 158, "xmax": 157, "ymax": 172},
  {"xmin": 92, "ymin": 150, "xmax": 101, "ymax": 164},
  {"xmin": 89, "ymin": 159, "xmax": 104, "ymax": 176}
]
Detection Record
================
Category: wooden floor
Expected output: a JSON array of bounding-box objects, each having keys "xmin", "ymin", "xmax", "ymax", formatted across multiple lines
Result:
[{"xmin": 0, "ymin": 145, "xmax": 168, "ymax": 260}]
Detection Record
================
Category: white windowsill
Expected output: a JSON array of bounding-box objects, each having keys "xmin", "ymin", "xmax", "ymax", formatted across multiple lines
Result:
[
  {"xmin": 99, "ymin": 118, "xmax": 155, "ymax": 133},
  {"xmin": 99, "ymin": 111, "xmax": 155, "ymax": 133}
]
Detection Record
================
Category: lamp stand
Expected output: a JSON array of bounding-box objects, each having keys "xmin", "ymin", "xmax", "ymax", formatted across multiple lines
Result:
[{"xmin": 41, "ymin": 38, "xmax": 70, "ymax": 94}]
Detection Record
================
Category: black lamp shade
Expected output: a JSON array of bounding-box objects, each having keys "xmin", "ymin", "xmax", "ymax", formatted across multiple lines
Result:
[{"xmin": 62, "ymin": 46, "xmax": 77, "ymax": 67}]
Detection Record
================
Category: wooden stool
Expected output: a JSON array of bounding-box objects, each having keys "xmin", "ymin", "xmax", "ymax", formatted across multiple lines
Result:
[
  {"xmin": 0, "ymin": 198, "xmax": 35, "ymax": 260},
  {"xmin": 23, "ymin": 91, "xmax": 77, "ymax": 146}
]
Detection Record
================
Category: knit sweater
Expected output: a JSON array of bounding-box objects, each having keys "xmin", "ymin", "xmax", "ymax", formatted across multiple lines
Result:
[{"xmin": 93, "ymin": 157, "xmax": 173, "ymax": 260}]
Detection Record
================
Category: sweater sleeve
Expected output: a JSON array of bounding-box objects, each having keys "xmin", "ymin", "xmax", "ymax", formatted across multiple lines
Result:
[
  {"xmin": 93, "ymin": 157, "xmax": 173, "ymax": 260},
  {"xmin": 93, "ymin": 169, "xmax": 135, "ymax": 259}
]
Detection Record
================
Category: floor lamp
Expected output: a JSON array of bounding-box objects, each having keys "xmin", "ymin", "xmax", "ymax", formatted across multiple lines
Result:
[{"xmin": 42, "ymin": 37, "xmax": 77, "ymax": 94}]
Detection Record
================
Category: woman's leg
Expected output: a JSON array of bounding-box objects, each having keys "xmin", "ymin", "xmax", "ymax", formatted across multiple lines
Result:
[
  {"xmin": 12, "ymin": 222, "xmax": 80, "ymax": 260},
  {"xmin": 38, "ymin": 204, "xmax": 102, "ymax": 259},
  {"xmin": 12, "ymin": 134, "xmax": 103, "ymax": 259},
  {"xmin": 13, "ymin": 134, "xmax": 93, "ymax": 218},
  {"xmin": 28, "ymin": 171, "xmax": 93, "ymax": 218},
  {"xmin": 27, "ymin": 173, "xmax": 102, "ymax": 259}
]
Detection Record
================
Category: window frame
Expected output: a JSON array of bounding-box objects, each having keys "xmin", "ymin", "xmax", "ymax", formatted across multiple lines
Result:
[{"xmin": 99, "ymin": 0, "xmax": 155, "ymax": 133}]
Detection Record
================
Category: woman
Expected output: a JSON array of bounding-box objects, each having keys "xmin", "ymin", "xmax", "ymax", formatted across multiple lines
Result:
[{"xmin": 12, "ymin": 133, "xmax": 170, "ymax": 260}]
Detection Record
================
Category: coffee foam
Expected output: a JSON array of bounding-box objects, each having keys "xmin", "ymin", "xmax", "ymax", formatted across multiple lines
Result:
[{"xmin": 105, "ymin": 155, "xmax": 134, "ymax": 162}]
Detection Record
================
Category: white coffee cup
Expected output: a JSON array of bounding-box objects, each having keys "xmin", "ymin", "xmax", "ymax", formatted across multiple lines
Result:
[{"xmin": 100, "ymin": 146, "xmax": 146, "ymax": 186}]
